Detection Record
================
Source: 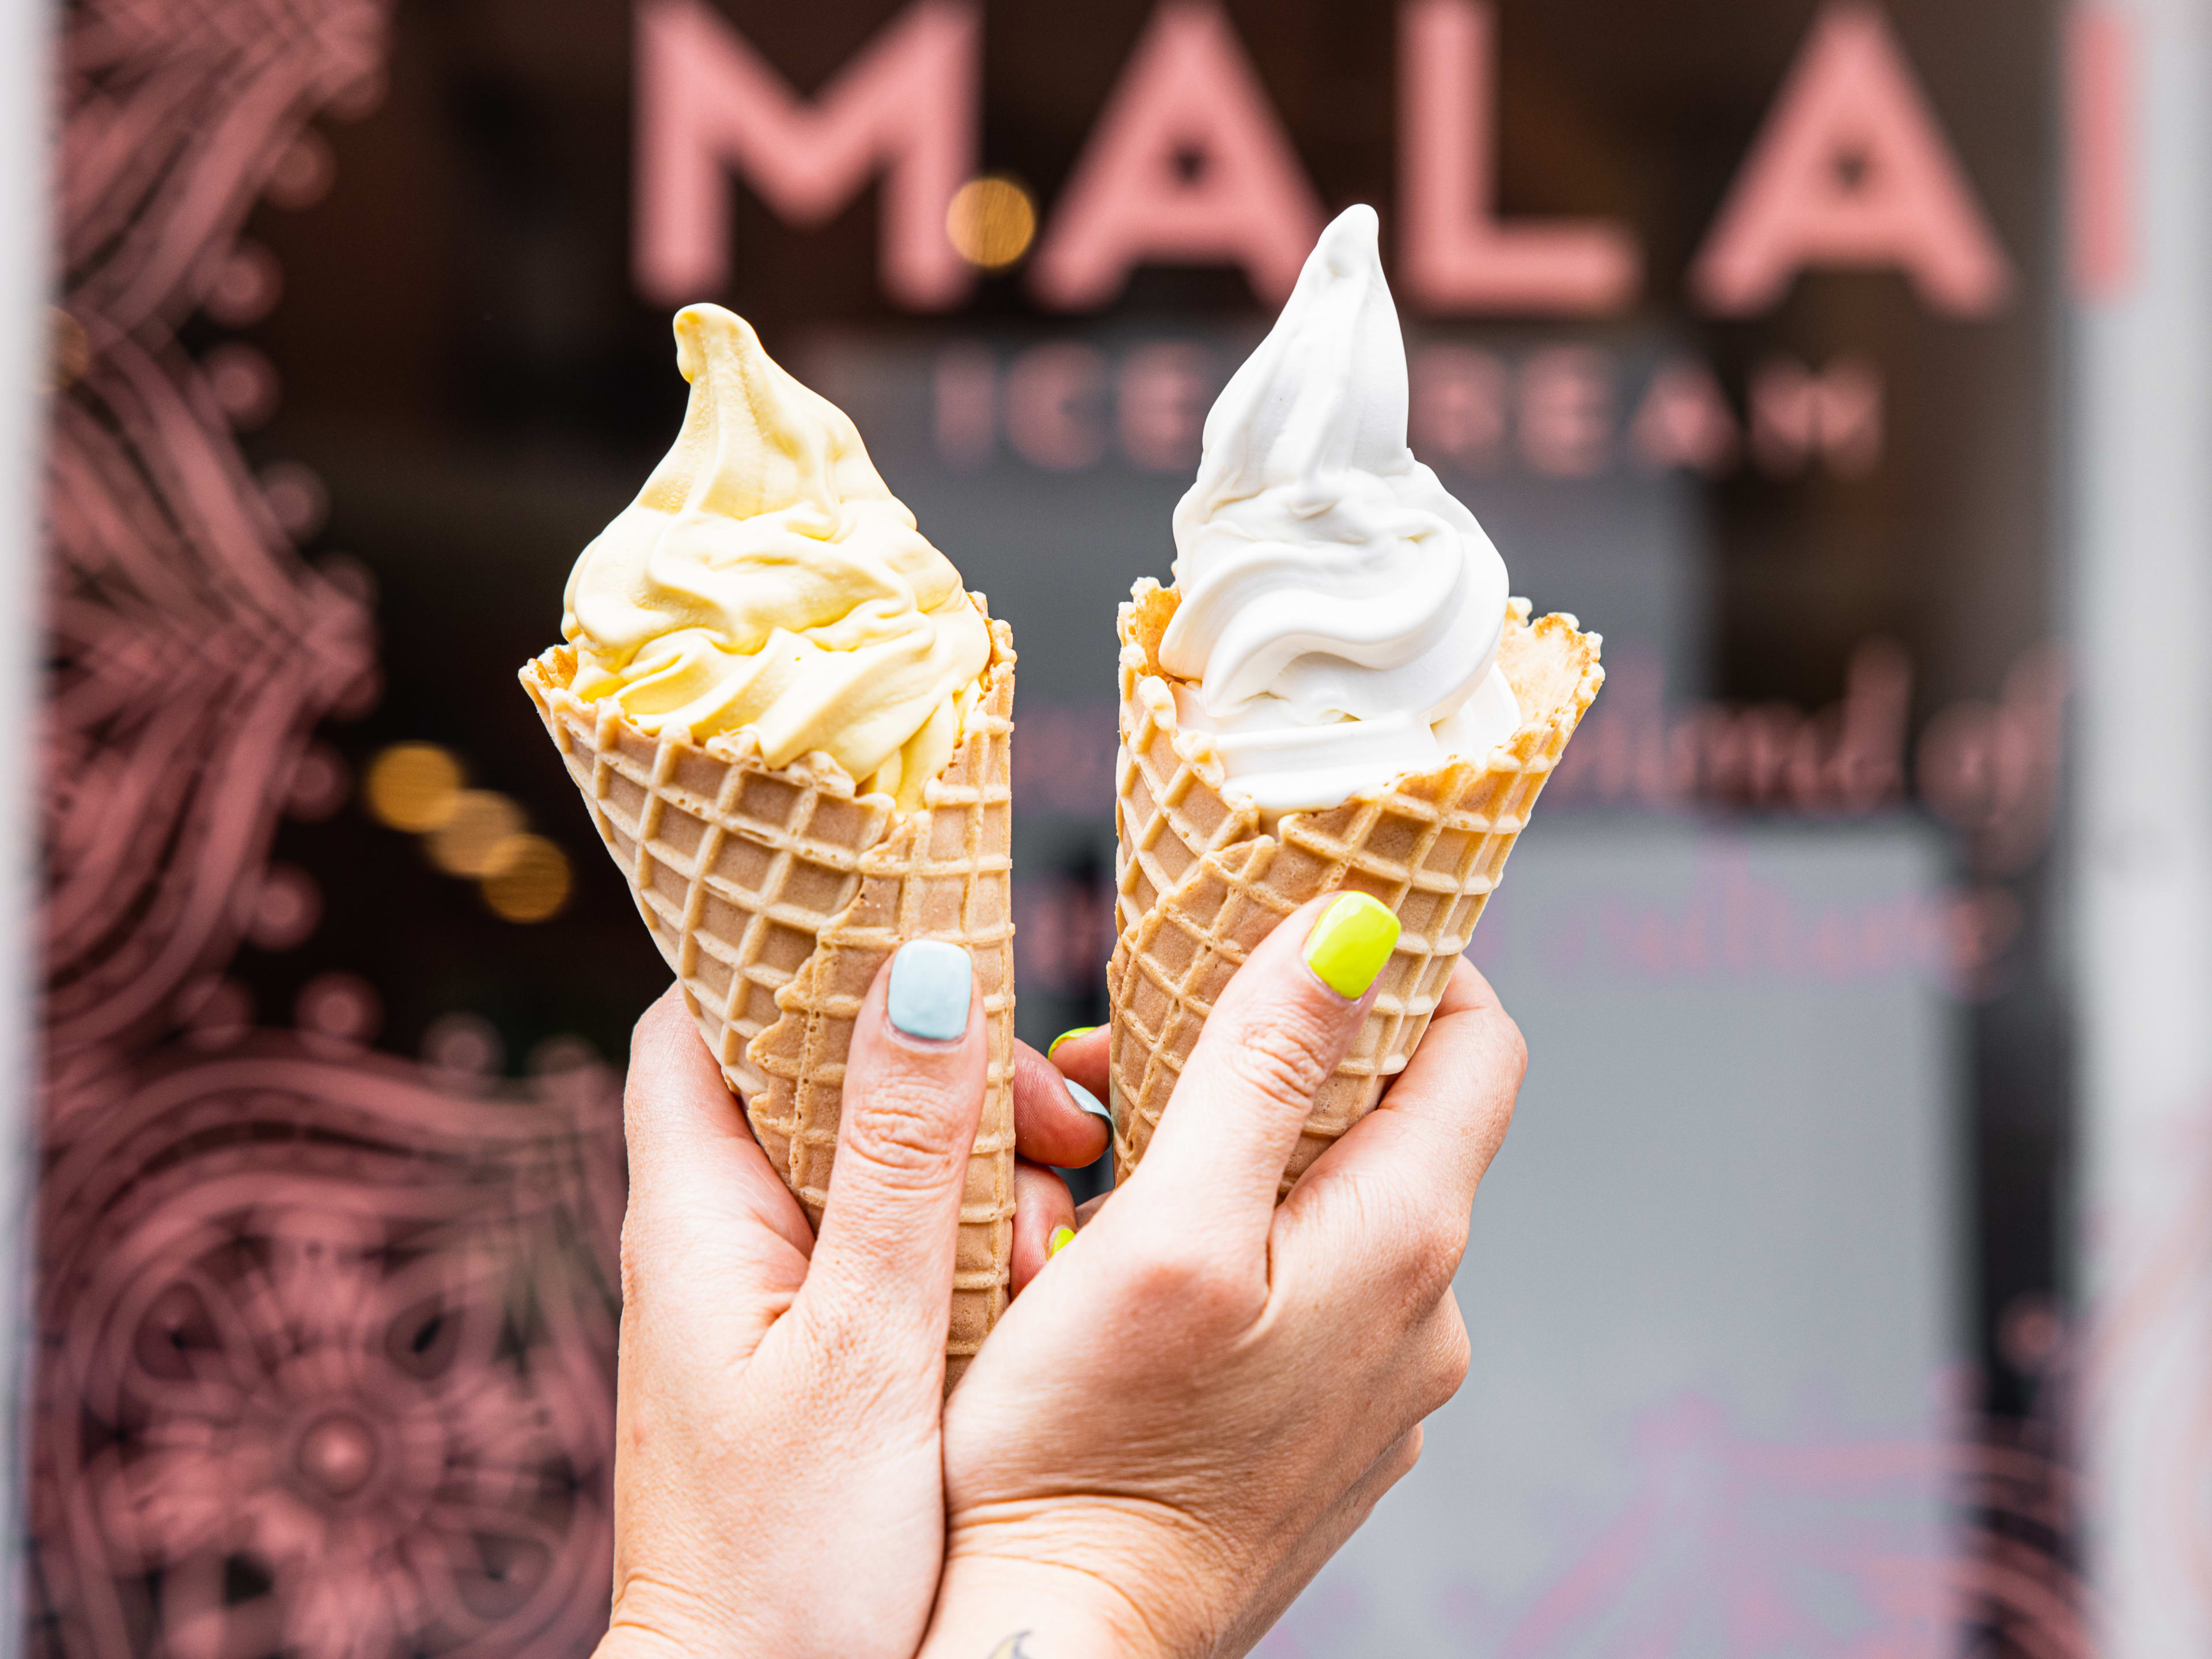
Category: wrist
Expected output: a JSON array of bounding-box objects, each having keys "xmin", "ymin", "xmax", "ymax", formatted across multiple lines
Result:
[
  {"xmin": 592, "ymin": 1623, "xmax": 685, "ymax": 1659},
  {"xmin": 595, "ymin": 1574, "xmax": 752, "ymax": 1659},
  {"xmin": 920, "ymin": 1557, "xmax": 1178, "ymax": 1659}
]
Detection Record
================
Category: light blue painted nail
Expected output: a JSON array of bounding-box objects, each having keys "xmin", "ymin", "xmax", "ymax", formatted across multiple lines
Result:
[
  {"xmin": 886, "ymin": 940, "xmax": 972, "ymax": 1040},
  {"xmin": 1064, "ymin": 1079, "xmax": 1111, "ymax": 1122}
]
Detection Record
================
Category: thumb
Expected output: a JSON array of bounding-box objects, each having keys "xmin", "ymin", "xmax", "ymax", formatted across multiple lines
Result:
[
  {"xmin": 798, "ymin": 940, "xmax": 988, "ymax": 1378},
  {"xmin": 1128, "ymin": 890, "xmax": 1400, "ymax": 1246}
]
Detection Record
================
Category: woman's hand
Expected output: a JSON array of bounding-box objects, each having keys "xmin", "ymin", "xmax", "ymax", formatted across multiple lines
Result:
[
  {"xmin": 1005, "ymin": 1030, "xmax": 1115, "ymax": 1293},
  {"xmin": 925, "ymin": 896, "xmax": 1527, "ymax": 1659},
  {"xmin": 596, "ymin": 941, "xmax": 1107, "ymax": 1659}
]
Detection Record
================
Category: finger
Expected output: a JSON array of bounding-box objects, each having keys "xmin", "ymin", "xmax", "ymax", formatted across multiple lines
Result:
[
  {"xmin": 622, "ymin": 984, "xmax": 815, "ymax": 1271},
  {"xmin": 1383, "ymin": 959, "xmax": 1524, "ymax": 1186},
  {"xmin": 1007, "ymin": 1160, "xmax": 1077, "ymax": 1296},
  {"xmin": 1012, "ymin": 1040, "xmax": 1111, "ymax": 1169},
  {"xmin": 1042, "ymin": 1023, "xmax": 1109, "ymax": 1099},
  {"xmin": 1293, "ymin": 959, "xmax": 1525, "ymax": 1225},
  {"xmin": 1074, "ymin": 1191, "xmax": 1112, "ymax": 1228},
  {"xmin": 1131, "ymin": 891, "xmax": 1401, "ymax": 1237},
  {"xmin": 800, "ymin": 941, "xmax": 988, "ymax": 1372}
]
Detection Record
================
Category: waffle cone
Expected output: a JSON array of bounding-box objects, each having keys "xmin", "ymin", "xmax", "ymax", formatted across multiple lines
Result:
[
  {"xmin": 1109, "ymin": 579, "xmax": 1601, "ymax": 1194},
  {"xmin": 521, "ymin": 602, "xmax": 1017, "ymax": 1382}
]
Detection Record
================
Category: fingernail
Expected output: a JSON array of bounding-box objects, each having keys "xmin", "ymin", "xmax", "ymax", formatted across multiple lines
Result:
[
  {"xmin": 1064, "ymin": 1079, "xmax": 1112, "ymax": 1123},
  {"xmin": 886, "ymin": 940, "xmax": 973, "ymax": 1040},
  {"xmin": 1047, "ymin": 1225, "xmax": 1075, "ymax": 1259},
  {"xmin": 1048, "ymin": 1025, "xmax": 1097, "ymax": 1058},
  {"xmin": 1302, "ymin": 892, "xmax": 1401, "ymax": 1000}
]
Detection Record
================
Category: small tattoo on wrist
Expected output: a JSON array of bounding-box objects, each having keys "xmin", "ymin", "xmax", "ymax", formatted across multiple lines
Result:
[{"xmin": 986, "ymin": 1635, "xmax": 1036, "ymax": 1659}]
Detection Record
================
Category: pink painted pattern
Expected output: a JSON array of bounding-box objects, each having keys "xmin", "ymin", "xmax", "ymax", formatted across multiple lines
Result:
[
  {"xmin": 1484, "ymin": 1399, "xmax": 2086, "ymax": 1659},
  {"xmin": 47, "ymin": 0, "xmax": 378, "ymax": 1058},
  {"xmin": 33, "ymin": 1043, "xmax": 623, "ymax": 1659},
  {"xmin": 1257, "ymin": 1396, "xmax": 2086, "ymax": 1659},
  {"xmin": 36, "ymin": 5, "xmax": 2099, "ymax": 1658},
  {"xmin": 39, "ymin": 3, "xmax": 625, "ymax": 1656}
]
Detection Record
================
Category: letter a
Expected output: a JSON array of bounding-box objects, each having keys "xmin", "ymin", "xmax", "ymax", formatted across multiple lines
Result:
[
  {"xmin": 634, "ymin": 0, "xmax": 978, "ymax": 310},
  {"xmin": 1031, "ymin": 2, "xmax": 1325, "ymax": 309},
  {"xmin": 1691, "ymin": 3, "xmax": 2010, "ymax": 316}
]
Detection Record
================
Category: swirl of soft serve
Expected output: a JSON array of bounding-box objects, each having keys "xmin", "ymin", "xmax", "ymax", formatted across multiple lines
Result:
[
  {"xmin": 563, "ymin": 304, "xmax": 990, "ymax": 813},
  {"xmin": 1159, "ymin": 204, "xmax": 1520, "ymax": 815}
]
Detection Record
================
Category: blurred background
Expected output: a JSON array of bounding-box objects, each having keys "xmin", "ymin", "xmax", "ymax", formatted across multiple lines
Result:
[{"xmin": 15, "ymin": 0, "xmax": 2212, "ymax": 1653}]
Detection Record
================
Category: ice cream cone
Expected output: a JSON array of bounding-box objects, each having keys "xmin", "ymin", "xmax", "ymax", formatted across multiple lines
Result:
[
  {"xmin": 1108, "ymin": 578, "xmax": 1600, "ymax": 1195},
  {"xmin": 522, "ymin": 603, "xmax": 1017, "ymax": 1382}
]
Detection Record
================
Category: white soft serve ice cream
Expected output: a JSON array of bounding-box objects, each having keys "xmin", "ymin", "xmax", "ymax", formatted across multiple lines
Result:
[{"xmin": 1160, "ymin": 204, "xmax": 1520, "ymax": 815}]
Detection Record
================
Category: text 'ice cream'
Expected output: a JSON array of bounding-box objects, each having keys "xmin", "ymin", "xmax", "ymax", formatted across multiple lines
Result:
[
  {"xmin": 563, "ymin": 304, "xmax": 990, "ymax": 812},
  {"xmin": 1160, "ymin": 204, "xmax": 1520, "ymax": 815}
]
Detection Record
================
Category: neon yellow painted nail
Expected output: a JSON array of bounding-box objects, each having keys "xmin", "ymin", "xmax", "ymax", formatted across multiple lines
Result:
[
  {"xmin": 1047, "ymin": 1025, "xmax": 1097, "ymax": 1058},
  {"xmin": 1047, "ymin": 1225, "xmax": 1076, "ymax": 1259},
  {"xmin": 1302, "ymin": 892, "xmax": 1401, "ymax": 999}
]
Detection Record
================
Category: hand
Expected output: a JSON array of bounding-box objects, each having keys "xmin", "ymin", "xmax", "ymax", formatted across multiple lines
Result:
[
  {"xmin": 594, "ymin": 944, "xmax": 1109, "ymax": 1659},
  {"xmin": 1005, "ymin": 1029, "xmax": 1116, "ymax": 1296},
  {"xmin": 923, "ymin": 896, "xmax": 1527, "ymax": 1659}
]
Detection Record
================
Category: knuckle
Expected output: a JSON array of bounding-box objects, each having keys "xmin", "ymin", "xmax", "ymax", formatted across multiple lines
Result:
[
  {"xmin": 1391, "ymin": 1423, "xmax": 1426, "ymax": 1482},
  {"xmin": 1118, "ymin": 1241, "xmax": 1203, "ymax": 1304},
  {"xmin": 841, "ymin": 1077, "xmax": 965, "ymax": 1191},
  {"xmin": 1404, "ymin": 1209, "xmax": 1472, "ymax": 1301},
  {"xmin": 1421, "ymin": 1309, "xmax": 1473, "ymax": 1415},
  {"xmin": 1221, "ymin": 1015, "xmax": 1341, "ymax": 1113},
  {"xmin": 1371, "ymin": 1186, "xmax": 1469, "ymax": 1312},
  {"xmin": 1118, "ymin": 1240, "xmax": 1249, "ymax": 1332},
  {"xmin": 1498, "ymin": 1014, "xmax": 1530, "ymax": 1090}
]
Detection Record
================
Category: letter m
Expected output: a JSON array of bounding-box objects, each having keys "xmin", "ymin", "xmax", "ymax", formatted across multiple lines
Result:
[{"xmin": 634, "ymin": 0, "xmax": 978, "ymax": 309}]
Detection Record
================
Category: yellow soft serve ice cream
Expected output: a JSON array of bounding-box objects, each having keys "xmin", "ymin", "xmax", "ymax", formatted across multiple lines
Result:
[{"xmin": 562, "ymin": 304, "xmax": 990, "ymax": 811}]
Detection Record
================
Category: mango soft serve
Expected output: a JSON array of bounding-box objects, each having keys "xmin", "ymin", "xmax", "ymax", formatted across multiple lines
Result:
[{"xmin": 563, "ymin": 304, "xmax": 990, "ymax": 812}]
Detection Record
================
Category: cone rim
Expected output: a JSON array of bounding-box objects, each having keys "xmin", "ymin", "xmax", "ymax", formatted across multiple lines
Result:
[
  {"xmin": 521, "ymin": 592, "xmax": 1015, "ymax": 822},
  {"xmin": 1116, "ymin": 577, "xmax": 1604, "ymax": 827}
]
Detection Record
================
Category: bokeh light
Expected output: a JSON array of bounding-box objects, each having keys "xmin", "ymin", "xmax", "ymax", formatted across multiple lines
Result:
[
  {"xmin": 946, "ymin": 176, "xmax": 1037, "ymax": 270},
  {"xmin": 427, "ymin": 790, "xmax": 527, "ymax": 877},
  {"xmin": 480, "ymin": 834, "xmax": 572, "ymax": 922},
  {"xmin": 363, "ymin": 743, "xmax": 462, "ymax": 831},
  {"xmin": 286, "ymin": 742, "xmax": 352, "ymax": 820},
  {"xmin": 294, "ymin": 972, "xmax": 382, "ymax": 1044},
  {"xmin": 422, "ymin": 1010, "xmax": 505, "ymax": 1074},
  {"xmin": 246, "ymin": 863, "xmax": 321, "ymax": 951}
]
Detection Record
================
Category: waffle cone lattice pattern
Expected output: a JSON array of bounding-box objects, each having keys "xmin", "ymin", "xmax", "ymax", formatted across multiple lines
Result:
[
  {"xmin": 523, "ymin": 610, "xmax": 1017, "ymax": 1377},
  {"xmin": 1109, "ymin": 580, "xmax": 1601, "ymax": 1196}
]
